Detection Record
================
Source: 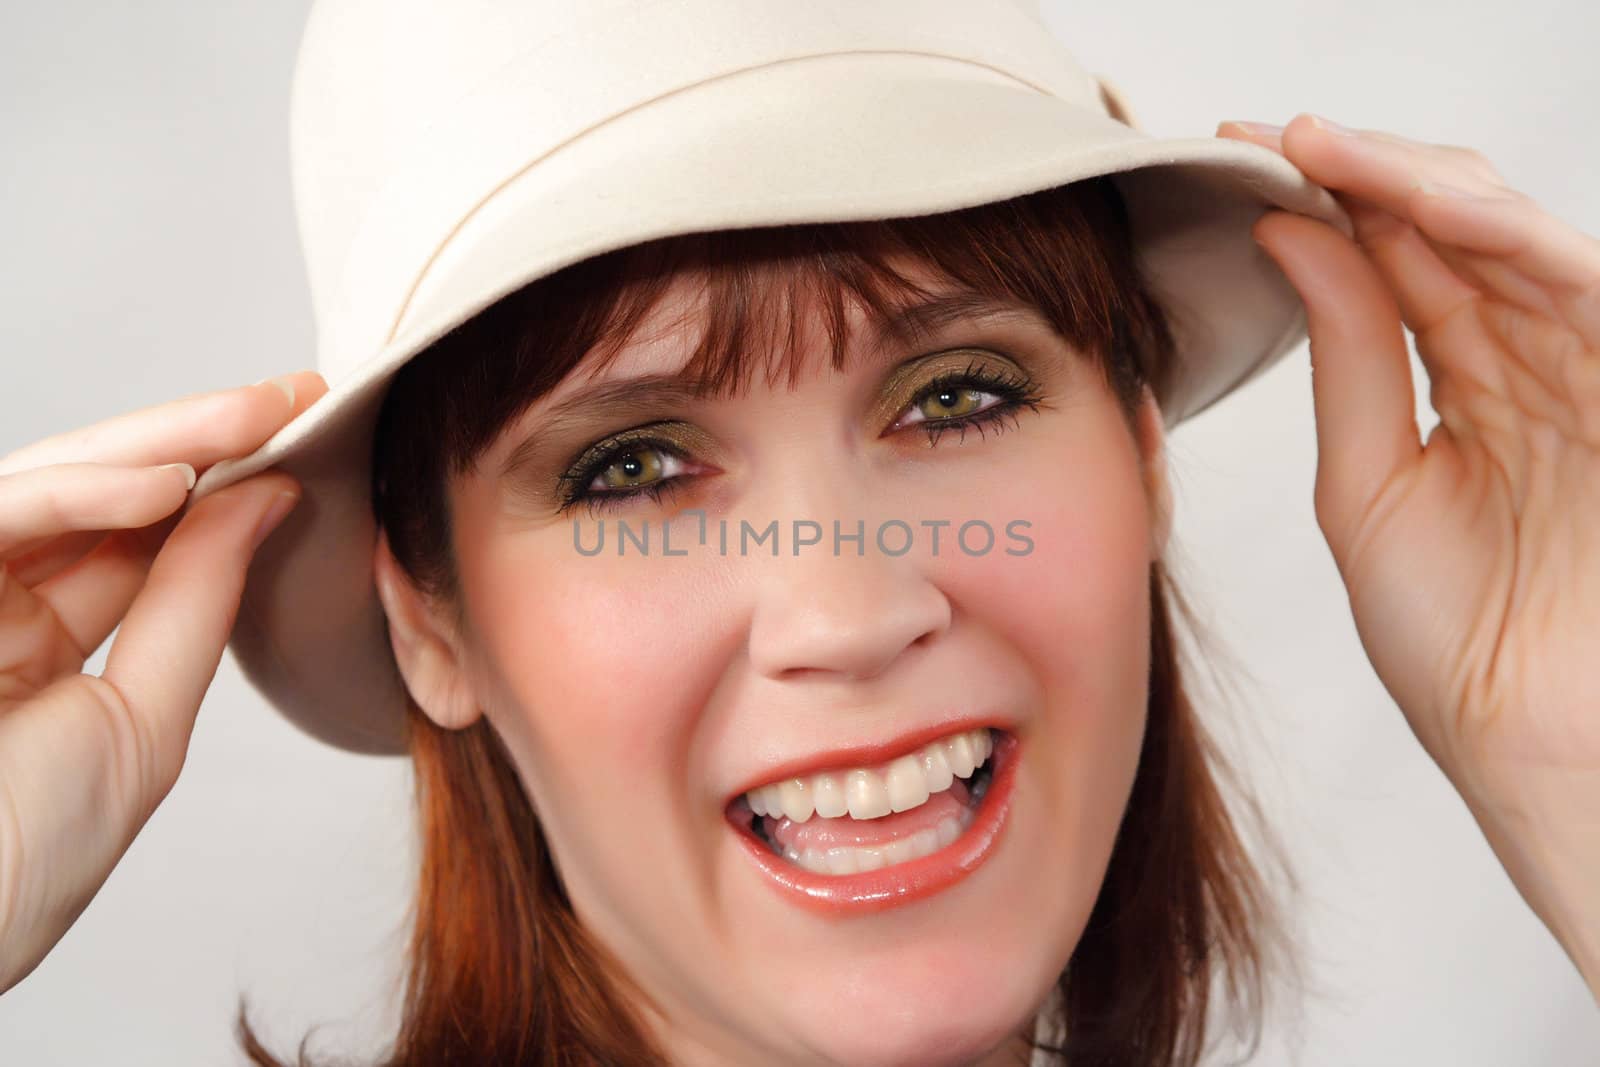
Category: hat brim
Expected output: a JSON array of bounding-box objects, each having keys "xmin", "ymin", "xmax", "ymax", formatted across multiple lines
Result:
[{"xmin": 193, "ymin": 51, "xmax": 1350, "ymax": 755}]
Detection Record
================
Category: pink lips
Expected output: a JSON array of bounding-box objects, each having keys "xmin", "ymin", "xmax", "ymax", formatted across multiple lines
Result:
[{"xmin": 727, "ymin": 731, "xmax": 1020, "ymax": 914}]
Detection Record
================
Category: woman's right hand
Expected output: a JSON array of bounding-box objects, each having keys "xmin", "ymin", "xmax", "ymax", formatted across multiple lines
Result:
[{"xmin": 0, "ymin": 370, "xmax": 328, "ymax": 994}]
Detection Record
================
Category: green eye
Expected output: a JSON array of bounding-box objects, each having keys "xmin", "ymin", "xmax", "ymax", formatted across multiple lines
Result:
[
  {"xmin": 916, "ymin": 386, "xmax": 987, "ymax": 421},
  {"xmin": 598, "ymin": 447, "xmax": 666, "ymax": 490},
  {"xmin": 888, "ymin": 357, "xmax": 1048, "ymax": 446},
  {"xmin": 555, "ymin": 419, "xmax": 718, "ymax": 515}
]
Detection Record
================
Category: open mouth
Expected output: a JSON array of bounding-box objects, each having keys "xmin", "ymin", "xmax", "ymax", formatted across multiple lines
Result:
[{"xmin": 725, "ymin": 726, "xmax": 1018, "ymax": 911}]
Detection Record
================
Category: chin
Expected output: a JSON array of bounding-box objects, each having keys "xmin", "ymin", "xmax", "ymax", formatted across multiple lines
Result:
[
  {"xmin": 775, "ymin": 984, "xmax": 1042, "ymax": 1067},
  {"xmin": 753, "ymin": 921, "xmax": 1063, "ymax": 1067}
]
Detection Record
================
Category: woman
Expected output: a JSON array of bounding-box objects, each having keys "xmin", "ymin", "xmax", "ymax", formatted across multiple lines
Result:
[{"xmin": 1, "ymin": 2, "xmax": 1596, "ymax": 1064}]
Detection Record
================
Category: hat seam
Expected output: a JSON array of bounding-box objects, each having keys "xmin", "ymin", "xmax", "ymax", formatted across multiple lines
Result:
[{"xmin": 382, "ymin": 47, "xmax": 1064, "ymax": 348}]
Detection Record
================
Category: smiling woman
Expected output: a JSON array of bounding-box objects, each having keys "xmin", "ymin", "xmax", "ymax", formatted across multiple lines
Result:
[
  {"xmin": 11, "ymin": 0, "xmax": 1597, "ymax": 1064},
  {"xmin": 231, "ymin": 177, "xmax": 1296, "ymax": 1065}
]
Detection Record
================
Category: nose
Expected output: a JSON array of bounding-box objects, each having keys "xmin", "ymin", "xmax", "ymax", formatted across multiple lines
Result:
[{"xmin": 746, "ymin": 522, "xmax": 952, "ymax": 683}]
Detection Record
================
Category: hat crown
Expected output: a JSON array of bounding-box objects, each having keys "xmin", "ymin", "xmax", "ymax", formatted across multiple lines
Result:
[{"xmin": 287, "ymin": 0, "xmax": 1101, "ymax": 377}]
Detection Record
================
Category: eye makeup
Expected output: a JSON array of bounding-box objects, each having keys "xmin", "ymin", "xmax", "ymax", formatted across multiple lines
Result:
[
  {"xmin": 546, "ymin": 346, "xmax": 1050, "ymax": 516},
  {"xmin": 552, "ymin": 420, "xmax": 721, "ymax": 515},
  {"xmin": 873, "ymin": 349, "xmax": 1047, "ymax": 444}
]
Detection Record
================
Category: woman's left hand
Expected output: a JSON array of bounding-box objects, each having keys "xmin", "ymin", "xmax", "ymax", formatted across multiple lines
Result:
[{"xmin": 1217, "ymin": 113, "xmax": 1600, "ymax": 993}]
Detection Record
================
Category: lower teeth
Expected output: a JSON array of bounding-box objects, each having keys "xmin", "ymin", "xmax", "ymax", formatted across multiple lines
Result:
[
  {"xmin": 781, "ymin": 809, "xmax": 973, "ymax": 875},
  {"xmin": 768, "ymin": 753, "xmax": 997, "ymax": 875}
]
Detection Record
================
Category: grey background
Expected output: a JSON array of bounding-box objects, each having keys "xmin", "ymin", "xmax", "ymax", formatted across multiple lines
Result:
[{"xmin": 3, "ymin": 1, "xmax": 1598, "ymax": 1063}]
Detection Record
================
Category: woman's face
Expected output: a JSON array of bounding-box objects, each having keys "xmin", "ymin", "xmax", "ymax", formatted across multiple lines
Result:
[{"xmin": 411, "ymin": 265, "xmax": 1168, "ymax": 1066}]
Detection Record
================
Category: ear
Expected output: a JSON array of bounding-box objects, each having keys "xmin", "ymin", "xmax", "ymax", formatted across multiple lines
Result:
[
  {"xmin": 1132, "ymin": 385, "xmax": 1173, "ymax": 562},
  {"xmin": 372, "ymin": 530, "xmax": 484, "ymax": 731}
]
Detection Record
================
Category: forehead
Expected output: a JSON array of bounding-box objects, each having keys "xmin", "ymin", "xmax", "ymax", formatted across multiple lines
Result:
[
  {"xmin": 560, "ymin": 272, "xmax": 722, "ymax": 390},
  {"xmin": 543, "ymin": 251, "xmax": 1047, "ymax": 410}
]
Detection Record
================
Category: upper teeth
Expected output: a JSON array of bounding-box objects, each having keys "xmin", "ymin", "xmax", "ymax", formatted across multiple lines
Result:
[{"xmin": 744, "ymin": 728, "xmax": 994, "ymax": 823}]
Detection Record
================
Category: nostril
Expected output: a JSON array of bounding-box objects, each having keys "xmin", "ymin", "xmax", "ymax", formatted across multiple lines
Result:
[{"xmin": 746, "ymin": 568, "xmax": 951, "ymax": 681}]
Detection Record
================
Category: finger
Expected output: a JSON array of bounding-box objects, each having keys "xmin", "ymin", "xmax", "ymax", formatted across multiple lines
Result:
[
  {"xmin": 1220, "ymin": 115, "xmax": 1504, "ymax": 186},
  {"xmin": 4, "ymin": 530, "xmax": 110, "ymax": 590},
  {"xmin": 0, "ymin": 370, "xmax": 328, "ymax": 478},
  {"xmin": 0, "ymin": 562, "xmax": 86, "ymax": 699},
  {"xmin": 0, "ymin": 523, "xmax": 176, "ymax": 701},
  {"xmin": 1221, "ymin": 116, "xmax": 1473, "ymax": 156},
  {"xmin": 4, "ymin": 504, "xmax": 186, "ymax": 589},
  {"xmin": 0, "ymin": 463, "xmax": 195, "ymax": 554},
  {"xmin": 1216, "ymin": 120, "xmax": 1283, "ymax": 154},
  {"xmin": 0, "ymin": 468, "xmax": 196, "ymax": 702},
  {"xmin": 1194, "ymin": 120, "xmax": 1578, "ymax": 431},
  {"xmin": 1405, "ymin": 186, "xmax": 1600, "ymax": 347},
  {"xmin": 1271, "ymin": 115, "xmax": 1596, "ymax": 331},
  {"xmin": 1276, "ymin": 113, "xmax": 1508, "ymax": 219},
  {"xmin": 29, "ymin": 530, "xmax": 163, "ymax": 666},
  {"xmin": 1218, "ymin": 121, "xmax": 1486, "ymax": 340},
  {"xmin": 98, "ymin": 472, "xmax": 300, "ymax": 788},
  {"xmin": 1253, "ymin": 209, "xmax": 1422, "ymax": 563},
  {"xmin": 1331, "ymin": 196, "xmax": 1481, "ymax": 335}
]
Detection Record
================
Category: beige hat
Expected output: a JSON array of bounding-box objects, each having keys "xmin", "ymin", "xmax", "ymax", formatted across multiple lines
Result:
[{"xmin": 191, "ymin": 0, "xmax": 1351, "ymax": 755}]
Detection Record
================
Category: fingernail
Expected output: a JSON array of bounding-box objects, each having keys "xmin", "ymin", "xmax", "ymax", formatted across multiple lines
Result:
[
  {"xmin": 1307, "ymin": 113, "xmax": 1353, "ymax": 136},
  {"xmin": 155, "ymin": 462, "xmax": 197, "ymax": 491},
  {"xmin": 1222, "ymin": 120, "xmax": 1283, "ymax": 136},
  {"xmin": 251, "ymin": 489, "xmax": 301, "ymax": 550},
  {"xmin": 252, "ymin": 375, "xmax": 296, "ymax": 407}
]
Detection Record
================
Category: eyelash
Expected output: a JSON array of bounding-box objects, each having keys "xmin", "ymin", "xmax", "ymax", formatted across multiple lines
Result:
[
  {"xmin": 899, "ymin": 361, "xmax": 1044, "ymax": 447},
  {"xmin": 556, "ymin": 360, "xmax": 1046, "ymax": 515}
]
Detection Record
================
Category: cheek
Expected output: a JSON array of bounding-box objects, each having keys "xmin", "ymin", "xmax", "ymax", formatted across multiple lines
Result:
[
  {"xmin": 943, "ymin": 425, "xmax": 1154, "ymax": 706},
  {"xmin": 937, "ymin": 423, "xmax": 1154, "ymax": 825},
  {"xmin": 455, "ymin": 526, "xmax": 741, "ymax": 949},
  {"xmin": 1025, "ymin": 490, "xmax": 1148, "ymax": 709},
  {"xmin": 463, "ymin": 534, "xmax": 719, "ymax": 784}
]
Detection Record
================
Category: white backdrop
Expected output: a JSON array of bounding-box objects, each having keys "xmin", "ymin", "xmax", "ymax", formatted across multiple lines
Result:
[{"xmin": 2, "ymin": 1, "xmax": 1597, "ymax": 1063}]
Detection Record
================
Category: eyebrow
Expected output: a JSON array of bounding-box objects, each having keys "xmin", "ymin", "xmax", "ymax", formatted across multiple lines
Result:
[
  {"xmin": 498, "ymin": 376, "xmax": 719, "ymax": 485},
  {"xmin": 544, "ymin": 375, "xmax": 720, "ymax": 431},
  {"xmin": 497, "ymin": 292, "xmax": 1053, "ymax": 482},
  {"xmin": 867, "ymin": 291, "xmax": 1048, "ymax": 351}
]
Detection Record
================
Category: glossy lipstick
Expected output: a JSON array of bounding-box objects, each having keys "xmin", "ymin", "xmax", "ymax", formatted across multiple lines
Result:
[{"xmin": 729, "ymin": 731, "xmax": 1020, "ymax": 915}]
